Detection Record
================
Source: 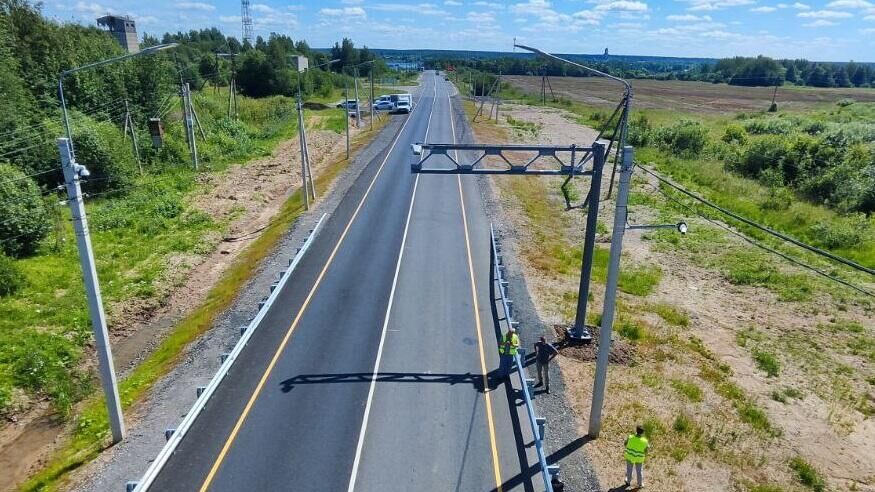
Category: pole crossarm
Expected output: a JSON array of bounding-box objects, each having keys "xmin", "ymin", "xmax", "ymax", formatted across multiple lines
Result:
[{"xmin": 411, "ymin": 142, "xmax": 596, "ymax": 175}]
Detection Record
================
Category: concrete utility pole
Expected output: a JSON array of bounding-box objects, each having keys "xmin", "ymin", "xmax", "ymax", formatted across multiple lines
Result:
[
  {"xmin": 588, "ymin": 146, "xmax": 634, "ymax": 438},
  {"xmin": 370, "ymin": 69, "xmax": 375, "ymax": 131},
  {"xmin": 122, "ymin": 99, "xmax": 142, "ymax": 174},
  {"xmin": 353, "ymin": 68, "xmax": 361, "ymax": 128},
  {"xmin": 58, "ymin": 138, "xmax": 126, "ymax": 443},
  {"xmin": 344, "ymin": 84, "xmax": 350, "ymax": 159},
  {"xmin": 182, "ymin": 83, "xmax": 199, "ymax": 169}
]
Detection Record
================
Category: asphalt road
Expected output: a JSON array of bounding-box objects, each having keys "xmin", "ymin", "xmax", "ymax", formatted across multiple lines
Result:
[{"xmin": 150, "ymin": 72, "xmax": 538, "ymax": 492}]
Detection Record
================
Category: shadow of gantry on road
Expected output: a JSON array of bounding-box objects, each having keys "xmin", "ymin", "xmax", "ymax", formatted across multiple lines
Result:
[{"xmin": 279, "ymin": 372, "xmax": 488, "ymax": 393}]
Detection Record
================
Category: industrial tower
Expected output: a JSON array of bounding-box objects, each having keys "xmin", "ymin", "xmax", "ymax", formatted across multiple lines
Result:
[{"xmin": 241, "ymin": 0, "xmax": 254, "ymax": 45}]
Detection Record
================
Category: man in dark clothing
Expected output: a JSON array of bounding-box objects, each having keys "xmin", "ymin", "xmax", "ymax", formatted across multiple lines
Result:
[{"xmin": 534, "ymin": 336, "xmax": 559, "ymax": 393}]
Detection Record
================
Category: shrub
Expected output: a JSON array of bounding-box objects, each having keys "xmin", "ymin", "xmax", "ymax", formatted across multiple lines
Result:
[
  {"xmin": 722, "ymin": 124, "xmax": 748, "ymax": 145},
  {"xmin": 836, "ymin": 98, "xmax": 856, "ymax": 107},
  {"xmin": 809, "ymin": 214, "xmax": 869, "ymax": 249},
  {"xmin": 743, "ymin": 118, "xmax": 794, "ymax": 135},
  {"xmin": 618, "ymin": 318, "xmax": 644, "ymax": 341},
  {"xmin": 789, "ymin": 457, "xmax": 825, "ymax": 491},
  {"xmin": 72, "ymin": 118, "xmax": 137, "ymax": 193},
  {"xmin": 654, "ymin": 120, "xmax": 709, "ymax": 157},
  {"xmin": 734, "ymin": 136, "xmax": 789, "ymax": 178},
  {"xmin": 627, "ymin": 114, "xmax": 652, "ymax": 147},
  {"xmin": 672, "ymin": 413, "xmax": 694, "ymax": 434},
  {"xmin": 0, "ymin": 253, "xmax": 24, "ymax": 296},
  {"xmin": 0, "ymin": 164, "xmax": 51, "ymax": 257}
]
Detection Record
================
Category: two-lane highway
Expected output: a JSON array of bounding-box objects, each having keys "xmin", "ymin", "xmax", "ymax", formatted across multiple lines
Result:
[{"xmin": 150, "ymin": 72, "xmax": 537, "ymax": 491}]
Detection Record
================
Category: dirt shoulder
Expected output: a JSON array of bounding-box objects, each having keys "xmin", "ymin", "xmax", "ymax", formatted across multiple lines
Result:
[{"xmin": 467, "ymin": 101, "xmax": 874, "ymax": 491}]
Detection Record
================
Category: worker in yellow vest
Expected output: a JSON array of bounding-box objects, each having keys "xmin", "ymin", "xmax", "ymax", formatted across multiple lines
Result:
[
  {"xmin": 498, "ymin": 327, "xmax": 519, "ymax": 379},
  {"xmin": 624, "ymin": 425, "xmax": 649, "ymax": 488}
]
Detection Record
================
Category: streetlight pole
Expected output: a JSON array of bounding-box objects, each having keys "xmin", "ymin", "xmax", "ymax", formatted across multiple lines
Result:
[
  {"xmin": 293, "ymin": 58, "xmax": 338, "ymax": 208},
  {"xmin": 588, "ymin": 146, "xmax": 633, "ymax": 438},
  {"xmin": 56, "ymin": 42, "xmax": 177, "ymax": 444}
]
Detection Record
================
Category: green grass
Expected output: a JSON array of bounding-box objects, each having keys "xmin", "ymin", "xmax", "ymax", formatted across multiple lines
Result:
[
  {"xmin": 789, "ymin": 456, "xmax": 826, "ymax": 492},
  {"xmin": 753, "ymin": 349, "xmax": 781, "ymax": 377},
  {"xmin": 646, "ymin": 302, "xmax": 689, "ymax": 326},
  {"xmin": 671, "ymin": 378, "xmax": 704, "ymax": 402},
  {"xmin": 617, "ymin": 317, "xmax": 646, "ymax": 341}
]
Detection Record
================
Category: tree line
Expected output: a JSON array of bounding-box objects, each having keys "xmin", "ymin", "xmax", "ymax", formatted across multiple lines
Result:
[
  {"xmin": 0, "ymin": 0, "xmax": 384, "ymax": 261},
  {"xmin": 427, "ymin": 54, "xmax": 875, "ymax": 88}
]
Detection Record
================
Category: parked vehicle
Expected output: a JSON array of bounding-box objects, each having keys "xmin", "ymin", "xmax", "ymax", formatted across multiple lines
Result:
[
  {"xmin": 389, "ymin": 93, "xmax": 414, "ymax": 113},
  {"xmin": 336, "ymin": 99, "xmax": 358, "ymax": 110},
  {"xmin": 395, "ymin": 100, "xmax": 411, "ymax": 114},
  {"xmin": 374, "ymin": 96, "xmax": 395, "ymax": 111}
]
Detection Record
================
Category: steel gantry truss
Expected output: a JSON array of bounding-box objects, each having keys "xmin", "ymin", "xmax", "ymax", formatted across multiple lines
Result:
[{"xmin": 412, "ymin": 44, "xmax": 637, "ymax": 443}]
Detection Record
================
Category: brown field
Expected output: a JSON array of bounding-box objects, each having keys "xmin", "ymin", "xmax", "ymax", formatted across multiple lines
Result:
[{"xmin": 505, "ymin": 75, "xmax": 875, "ymax": 114}]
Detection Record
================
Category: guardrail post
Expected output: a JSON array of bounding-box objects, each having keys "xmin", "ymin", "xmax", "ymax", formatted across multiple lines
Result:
[
  {"xmin": 126, "ymin": 481, "xmax": 139, "ymax": 492},
  {"xmin": 164, "ymin": 428, "xmax": 175, "ymax": 441},
  {"xmin": 536, "ymin": 417, "xmax": 546, "ymax": 439},
  {"xmin": 258, "ymin": 298, "xmax": 267, "ymax": 310},
  {"xmin": 239, "ymin": 326, "xmax": 248, "ymax": 335},
  {"xmin": 506, "ymin": 300, "xmax": 514, "ymax": 318},
  {"xmin": 270, "ymin": 282, "xmax": 279, "ymax": 293},
  {"xmin": 196, "ymin": 386, "xmax": 206, "ymax": 397},
  {"xmin": 220, "ymin": 353, "xmax": 230, "ymax": 363}
]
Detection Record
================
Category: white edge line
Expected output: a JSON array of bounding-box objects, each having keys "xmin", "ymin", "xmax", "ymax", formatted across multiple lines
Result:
[
  {"xmin": 134, "ymin": 213, "xmax": 328, "ymax": 492},
  {"xmin": 346, "ymin": 71, "xmax": 438, "ymax": 492}
]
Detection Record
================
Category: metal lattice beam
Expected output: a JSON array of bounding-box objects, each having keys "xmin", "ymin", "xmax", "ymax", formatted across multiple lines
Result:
[{"xmin": 411, "ymin": 142, "xmax": 602, "ymax": 175}]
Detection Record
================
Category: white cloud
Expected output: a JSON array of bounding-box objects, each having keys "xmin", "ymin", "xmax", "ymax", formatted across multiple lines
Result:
[
  {"xmin": 751, "ymin": 6, "xmax": 777, "ymax": 11},
  {"xmin": 700, "ymin": 29, "xmax": 742, "ymax": 39},
  {"xmin": 341, "ymin": 0, "xmax": 363, "ymax": 3},
  {"xmin": 666, "ymin": 13, "xmax": 711, "ymax": 20},
  {"xmin": 319, "ymin": 6, "xmax": 367, "ymax": 17},
  {"xmin": 861, "ymin": 26, "xmax": 875, "ymax": 32},
  {"xmin": 75, "ymin": 1, "xmax": 115, "ymax": 15},
  {"xmin": 792, "ymin": 2, "xmax": 810, "ymax": 8},
  {"xmin": 594, "ymin": 0, "xmax": 648, "ymax": 12},
  {"xmin": 474, "ymin": 0, "xmax": 504, "ymax": 7},
  {"xmin": 865, "ymin": 13, "xmax": 875, "ymax": 18},
  {"xmin": 683, "ymin": 0, "xmax": 754, "ymax": 11},
  {"xmin": 219, "ymin": 15, "xmax": 241, "ymax": 22},
  {"xmin": 444, "ymin": 0, "xmax": 462, "ymax": 5},
  {"xmin": 372, "ymin": 3, "xmax": 446, "ymax": 15},
  {"xmin": 826, "ymin": 0, "xmax": 873, "ymax": 8},
  {"xmin": 177, "ymin": 2, "xmax": 214, "ymax": 11},
  {"xmin": 798, "ymin": 9, "xmax": 852, "ymax": 17},
  {"xmin": 466, "ymin": 10, "xmax": 494, "ymax": 21},
  {"xmin": 803, "ymin": 19, "xmax": 837, "ymax": 26},
  {"xmin": 251, "ymin": 3, "xmax": 276, "ymax": 13}
]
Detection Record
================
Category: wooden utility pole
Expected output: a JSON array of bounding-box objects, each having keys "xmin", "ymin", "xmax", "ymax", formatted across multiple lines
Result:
[{"xmin": 122, "ymin": 99, "xmax": 142, "ymax": 173}]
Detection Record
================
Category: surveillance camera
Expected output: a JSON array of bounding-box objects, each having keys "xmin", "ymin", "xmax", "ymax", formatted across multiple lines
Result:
[
  {"xmin": 411, "ymin": 143, "xmax": 423, "ymax": 156},
  {"xmin": 73, "ymin": 163, "xmax": 90, "ymax": 178},
  {"xmin": 677, "ymin": 221, "xmax": 688, "ymax": 235}
]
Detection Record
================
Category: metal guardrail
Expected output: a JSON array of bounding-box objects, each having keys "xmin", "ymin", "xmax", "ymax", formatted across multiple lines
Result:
[
  {"xmin": 490, "ymin": 224, "xmax": 555, "ymax": 492},
  {"xmin": 130, "ymin": 213, "xmax": 328, "ymax": 492}
]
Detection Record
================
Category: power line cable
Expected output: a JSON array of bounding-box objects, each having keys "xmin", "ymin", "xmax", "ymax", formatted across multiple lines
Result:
[
  {"xmin": 636, "ymin": 164, "xmax": 875, "ymax": 277},
  {"xmin": 644, "ymin": 179, "xmax": 873, "ymax": 298}
]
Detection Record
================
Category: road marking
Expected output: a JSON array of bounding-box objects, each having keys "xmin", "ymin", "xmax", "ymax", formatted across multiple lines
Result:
[
  {"xmin": 449, "ymin": 90, "xmax": 504, "ymax": 491},
  {"xmin": 346, "ymin": 71, "xmax": 438, "ymax": 492},
  {"xmin": 197, "ymin": 75, "xmax": 437, "ymax": 492}
]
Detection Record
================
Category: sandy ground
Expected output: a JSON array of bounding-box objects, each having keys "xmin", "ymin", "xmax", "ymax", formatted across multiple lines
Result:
[
  {"xmin": 506, "ymin": 75, "xmax": 875, "ymax": 114},
  {"xmin": 0, "ymin": 120, "xmax": 368, "ymax": 491},
  {"xmin": 475, "ymin": 102, "xmax": 875, "ymax": 491}
]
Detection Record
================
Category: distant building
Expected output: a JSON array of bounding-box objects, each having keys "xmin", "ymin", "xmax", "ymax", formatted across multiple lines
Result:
[
  {"xmin": 604, "ymin": 48, "xmax": 609, "ymax": 56},
  {"xmin": 96, "ymin": 15, "xmax": 138, "ymax": 53},
  {"xmin": 291, "ymin": 55, "xmax": 309, "ymax": 72}
]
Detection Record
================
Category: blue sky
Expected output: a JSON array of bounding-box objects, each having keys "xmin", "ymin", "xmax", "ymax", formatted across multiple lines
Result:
[{"xmin": 43, "ymin": 0, "xmax": 875, "ymax": 61}]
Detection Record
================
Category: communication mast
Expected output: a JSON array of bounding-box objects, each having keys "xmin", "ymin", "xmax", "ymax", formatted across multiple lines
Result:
[{"xmin": 241, "ymin": 0, "xmax": 254, "ymax": 44}]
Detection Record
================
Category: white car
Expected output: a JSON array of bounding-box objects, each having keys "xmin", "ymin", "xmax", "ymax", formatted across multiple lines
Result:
[{"xmin": 373, "ymin": 100, "xmax": 394, "ymax": 111}]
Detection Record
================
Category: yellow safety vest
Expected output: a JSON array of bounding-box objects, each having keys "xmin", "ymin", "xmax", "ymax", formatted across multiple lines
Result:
[
  {"xmin": 624, "ymin": 434, "xmax": 648, "ymax": 464},
  {"xmin": 499, "ymin": 333, "xmax": 519, "ymax": 355}
]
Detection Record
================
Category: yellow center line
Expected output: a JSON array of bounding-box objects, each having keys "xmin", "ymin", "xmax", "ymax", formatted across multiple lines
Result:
[
  {"xmin": 197, "ymin": 84, "xmax": 430, "ymax": 492},
  {"xmin": 448, "ymin": 91, "xmax": 503, "ymax": 492}
]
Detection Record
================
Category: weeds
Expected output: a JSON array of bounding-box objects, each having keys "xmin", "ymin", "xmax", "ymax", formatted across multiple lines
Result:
[
  {"xmin": 753, "ymin": 349, "xmax": 781, "ymax": 377},
  {"xmin": 789, "ymin": 456, "xmax": 826, "ymax": 492},
  {"xmin": 647, "ymin": 303, "xmax": 689, "ymax": 326},
  {"xmin": 671, "ymin": 378, "xmax": 704, "ymax": 402}
]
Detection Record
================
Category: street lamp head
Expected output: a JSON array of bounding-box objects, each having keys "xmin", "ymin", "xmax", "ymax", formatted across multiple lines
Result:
[
  {"xmin": 677, "ymin": 221, "xmax": 688, "ymax": 235},
  {"xmin": 142, "ymin": 43, "xmax": 178, "ymax": 54},
  {"xmin": 73, "ymin": 163, "xmax": 90, "ymax": 178}
]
